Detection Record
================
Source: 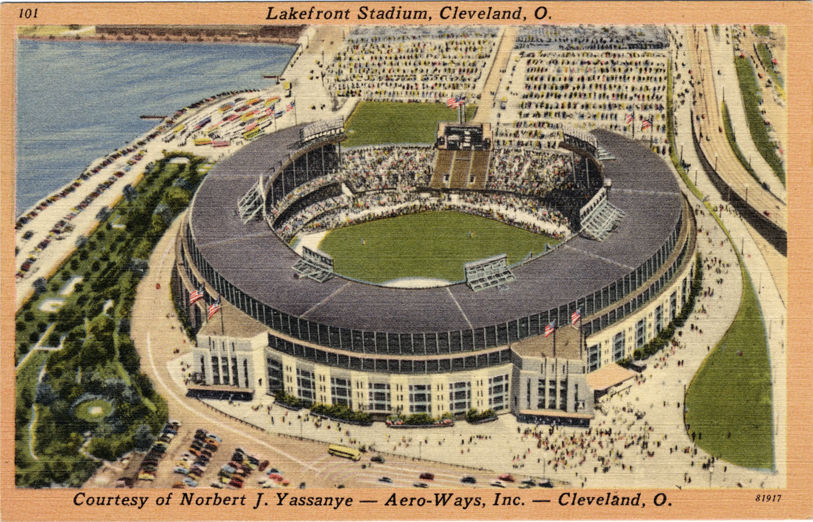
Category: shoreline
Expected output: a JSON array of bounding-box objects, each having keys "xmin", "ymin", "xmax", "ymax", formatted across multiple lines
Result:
[
  {"xmin": 13, "ymin": 25, "xmax": 352, "ymax": 309},
  {"xmin": 18, "ymin": 34, "xmax": 300, "ymax": 46}
]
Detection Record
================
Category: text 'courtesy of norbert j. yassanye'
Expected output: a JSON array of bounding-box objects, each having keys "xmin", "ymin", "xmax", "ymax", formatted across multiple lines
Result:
[{"xmin": 71, "ymin": 490, "xmax": 674, "ymax": 512}]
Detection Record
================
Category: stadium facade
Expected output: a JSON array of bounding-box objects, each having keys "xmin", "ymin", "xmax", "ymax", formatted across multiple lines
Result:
[{"xmin": 172, "ymin": 120, "xmax": 696, "ymax": 427}]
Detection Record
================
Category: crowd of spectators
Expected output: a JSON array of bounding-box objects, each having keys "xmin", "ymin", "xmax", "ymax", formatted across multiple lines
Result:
[
  {"xmin": 269, "ymin": 142, "xmax": 580, "ymax": 241},
  {"xmin": 336, "ymin": 146, "xmax": 435, "ymax": 192},
  {"xmin": 515, "ymin": 25, "xmax": 669, "ymax": 51},
  {"xmin": 326, "ymin": 26, "xmax": 499, "ymax": 103},
  {"xmin": 496, "ymin": 49, "xmax": 669, "ymax": 151},
  {"xmin": 486, "ymin": 148, "xmax": 573, "ymax": 197}
]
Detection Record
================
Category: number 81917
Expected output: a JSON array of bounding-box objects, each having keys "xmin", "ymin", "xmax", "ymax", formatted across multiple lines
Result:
[{"xmin": 755, "ymin": 494, "xmax": 781, "ymax": 502}]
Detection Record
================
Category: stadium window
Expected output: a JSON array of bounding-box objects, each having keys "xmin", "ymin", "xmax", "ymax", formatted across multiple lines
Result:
[
  {"xmin": 670, "ymin": 292, "xmax": 678, "ymax": 320},
  {"xmin": 425, "ymin": 333, "xmax": 439, "ymax": 354},
  {"xmin": 330, "ymin": 377, "xmax": 351, "ymax": 406},
  {"xmin": 536, "ymin": 379, "xmax": 546, "ymax": 409},
  {"xmin": 613, "ymin": 332, "xmax": 625, "ymax": 362},
  {"xmin": 655, "ymin": 305, "xmax": 664, "ymax": 333},
  {"xmin": 588, "ymin": 344, "xmax": 601, "ymax": 372},
  {"xmin": 450, "ymin": 331, "xmax": 462, "ymax": 352},
  {"xmin": 211, "ymin": 356, "xmax": 220, "ymax": 384},
  {"xmin": 296, "ymin": 368, "xmax": 315, "ymax": 402},
  {"xmin": 636, "ymin": 319, "xmax": 647, "ymax": 348},
  {"xmin": 368, "ymin": 382, "xmax": 391, "ymax": 412},
  {"xmin": 401, "ymin": 333, "xmax": 413, "ymax": 354},
  {"xmin": 409, "ymin": 384, "xmax": 431, "ymax": 413},
  {"xmin": 449, "ymin": 381, "xmax": 471, "ymax": 414}
]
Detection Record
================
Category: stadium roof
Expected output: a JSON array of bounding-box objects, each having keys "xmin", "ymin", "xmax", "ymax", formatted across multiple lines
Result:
[{"xmin": 188, "ymin": 126, "xmax": 683, "ymax": 335}]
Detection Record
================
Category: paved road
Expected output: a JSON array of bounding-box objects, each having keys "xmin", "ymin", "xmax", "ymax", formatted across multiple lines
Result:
[{"xmin": 687, "ymin": 27, "xmax": 786, "ymax": 232}]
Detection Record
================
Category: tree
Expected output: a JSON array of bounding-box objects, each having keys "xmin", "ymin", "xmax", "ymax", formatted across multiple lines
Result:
[
  {"xmin": 35, "ymin": 382, "xmax": 57, "ymax": 406},
  {"xmin": 134, "ymin": 424, "xmax": 155, "ymax": 451},
  {"xmin": 79, "ymin": 339, "xmax": 112, "ymax": 368},
  {"xmin": 163, "ymin": 186, "xmax": 191, "ymax": 214}
]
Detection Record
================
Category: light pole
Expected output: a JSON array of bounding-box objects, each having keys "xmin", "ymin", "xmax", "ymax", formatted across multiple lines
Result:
[{"xmin": 709, "ymin": 465, "xmax": 714, "ymax": 488}]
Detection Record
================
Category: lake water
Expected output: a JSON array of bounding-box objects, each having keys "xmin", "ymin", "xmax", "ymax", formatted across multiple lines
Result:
[{"xmin": 15, "ymin": 39, "xmax": 295, "ymax": 215}]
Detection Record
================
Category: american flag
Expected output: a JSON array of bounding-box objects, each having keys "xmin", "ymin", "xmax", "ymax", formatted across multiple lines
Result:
[
  {"xmin": 286, "ymin": 101, "xmax": 295, "ymax": 112},
  {"xmin": 625, "ymin": 114, "xmax": 633, "ymax": 125},
  {"xmin": 207, "ymin": 297, "xmax": 221, "ymax": 321},
  {"xmin": 446, "ymin": 96, "xmax": 465, "ymax": 109},
  {"xmin": 571, "ymin": 308, "xmax": 581, "ymax": 325},
  {"xmin": 189, "ymin": 285, "xmax": 205, "ymax": 306},
  {"xmin": 544, "ymin": 321, "xmax": 556, "ymax": 338},
  {"xmin": 642, "ymin": 119, "xmax": 652, "ymax": 130}
]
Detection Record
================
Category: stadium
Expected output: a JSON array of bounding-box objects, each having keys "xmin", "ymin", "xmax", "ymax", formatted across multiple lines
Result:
[{"xmin": 171, "ymin": 109, "xmax": 696, "ymax": 428}]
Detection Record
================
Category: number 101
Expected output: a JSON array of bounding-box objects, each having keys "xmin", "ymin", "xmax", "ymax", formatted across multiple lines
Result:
[{"xmin": 19, "ymin": 8, "xmax": 38, "ymax": 18}]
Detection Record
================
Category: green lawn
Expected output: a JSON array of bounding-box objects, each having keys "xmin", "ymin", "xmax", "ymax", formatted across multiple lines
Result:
[
  {"xmin": 733, "ymin": 56, "xmax": 785, "ymax": 186},
  {"xmin": 343, "ymin": 101, "xmax": 477, "ymax": 147},
  {"xmin": 685, "ymin": 270, "xmax": 774, "ymax": 470},
  {"xmin": 721, "ymin": 101, "xmax": 761, "ymax": 184},
  {"xmin": 317, "ymin": 211, "xmax": 558, "ymax": 283},
  {"xmin": 756, "ymin": 43, "xmax": 784, "ymax": 93},
  {"xmin": 74, "ymin": 399, "xmax": 113, "ymax": 422}
]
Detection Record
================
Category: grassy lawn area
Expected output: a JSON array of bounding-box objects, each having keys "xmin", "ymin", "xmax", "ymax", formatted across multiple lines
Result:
[
  {"xmin": 343, "ymin": 101, "xmax": 477, "ymax": 147},
  {"xmin": 685, "ymin": 270, "xmax": 774, "ymax": 470},
  {"xmin": 318, "ymin": 211, "xmax": 558, "ymax": 283},
  {"xmin": 74, "ymin": 399, "xmax": 113, "ymax": 422},
  {"xmin": 755, "ymin": 43, "xmax": 785, "ymax": 96},
  {"xmin": 721, "ymin": 101, "xmax": 761, "ymax": 184},
  {"xmin": 753, "ymin": 25, "xmax": 771, "ymax": 37},
  {"xmin": 733, "ymin": 56, "xmax": 785, "ymax": 186}
]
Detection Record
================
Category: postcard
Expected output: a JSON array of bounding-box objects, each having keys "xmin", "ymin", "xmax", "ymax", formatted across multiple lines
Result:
[{"xmin": 1, "ymin": 2, "xmax": 811, "ymax": 520}]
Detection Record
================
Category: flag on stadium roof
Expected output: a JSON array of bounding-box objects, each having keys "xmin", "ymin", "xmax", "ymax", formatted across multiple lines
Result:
[
  {"xmin": 625, "ymin": 114, "xmax": 633, "ymax": 125},
  {"xmin": 207, "ymin": 297, "xmax": 221, "ymax": 321},
  {"xmin": 286, "ymin": 101, "xmax": 295, "ymax": 112},
  {"xmin": 544, "ymin": 321, "xmax": 556, "ymax": 338},
  {"xmin": 189, "ymin": 285, "xmax": 205, "ymax": 306},
  {"xmin": 571, "ymin": 308, "xmax": 581, "ymax": 325},
  {"xmin": 275, "ymin": 110, "xmax": 284, "ymax": 118},
  {"xmin": 642, "ymin": 119, "xmax": 652, "ymax": 130}
]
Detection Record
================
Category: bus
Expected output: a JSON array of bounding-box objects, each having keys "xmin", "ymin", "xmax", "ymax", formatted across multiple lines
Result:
[{"xmin": 327, "ymin": 444, "xmax": 361, "ymax": 461}]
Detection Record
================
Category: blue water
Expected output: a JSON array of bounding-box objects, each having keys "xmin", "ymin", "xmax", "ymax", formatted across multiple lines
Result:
[{"xmin": 16, "ymin": 39, "xmax": 295, "ymax": 215}]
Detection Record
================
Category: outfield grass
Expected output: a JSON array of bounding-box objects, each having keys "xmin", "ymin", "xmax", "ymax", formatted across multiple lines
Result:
[
  {"xmin": 733, "ymin": 56, "xmax": 785, "ymax": 186},
  {"xmin": 343, "ymin": 101, "xmax": 477, "ymax": 147},
  {"xmin": 317, "ymin": 211, "xmax": 558, "ymax": 283},
  {"xmin": 685, "ymin": 271, "xmax": 774, "ymax": 470}
]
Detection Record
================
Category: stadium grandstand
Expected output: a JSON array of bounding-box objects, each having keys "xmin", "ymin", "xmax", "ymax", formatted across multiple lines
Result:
[
  {"xmin": 171, "ymin": 25, "xmax": 696, "ymax": 427},
  {"xmin": 174, "ymin": 119, "xmax": 696, "ymax": 427}
]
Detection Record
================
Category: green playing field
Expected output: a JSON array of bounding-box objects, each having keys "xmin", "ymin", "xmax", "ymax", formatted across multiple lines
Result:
[{"xmin": 316, "ymin": 211, "xmax": 558, "ymax": 284}]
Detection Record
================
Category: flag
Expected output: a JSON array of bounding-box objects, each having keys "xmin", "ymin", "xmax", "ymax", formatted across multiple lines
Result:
[
  {"xmin": 545, "ymin": 321, "xmax": 556, "ymax": 338},
  {"xmin": 642, "ymin": 119, "xmax": 652, "ymax": 130},
  {"xmin": 207, "ymin": 297, "xmax": 221, "ymax": 321},
  {"xmin": 446, "ymin": 96, "xmax": 465, "ymax": 109},
  {"xmin": 625, "ymin": 114, "xmax": 633, "ymax": 125},
  {"xmin": 571, "ymin": 308, "xmax": 581, "ymax": 325},
  {"xmin": 286, "ymin": 101, "xmax": 295, "ymax": 112},
  {"xmin": 189, "ymin": 285, "xmax": 204, "ymax": 306},
  {"xmin": 275, "ymin": 110, "xmax": 284, "ymax": 118}
]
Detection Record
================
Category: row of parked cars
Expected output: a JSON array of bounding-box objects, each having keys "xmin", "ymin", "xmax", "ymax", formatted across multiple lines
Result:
[
  {"xmin": 173, "ymin": 428, "xmax": 223, "ymax": 488},
  {"xmin": 214, "ymin": 447, "xmax": 267, "ymax": 489},
  {"xmin": 138, "ymin": 420, "xmax": 182, "ymax": 481}
]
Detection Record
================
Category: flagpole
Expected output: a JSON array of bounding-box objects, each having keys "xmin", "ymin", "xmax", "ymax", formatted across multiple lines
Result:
[
  {"xmin": 553, "ymin": 325, "xmax": 556, "ymax": 359},
  {"xmin": 221, "ymin": 302, "xmax": 225, "ymax": 336},
  {"xmin": 294, "ymin": 98, "xmax": 298, "ymax": 126}
]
